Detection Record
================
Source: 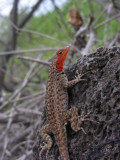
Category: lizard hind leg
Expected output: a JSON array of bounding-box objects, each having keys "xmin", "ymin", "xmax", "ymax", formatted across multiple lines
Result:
[
  {"xmin": 39, "ymin": 124, "xmax": 52, "ymax": 160},
  {"xmin": 63, "ymin": 107, "xmax": 98, "ymax": 133},
  {"xmin": 63, "ymin": 107, "xmax": 82, "ymax": 132}
]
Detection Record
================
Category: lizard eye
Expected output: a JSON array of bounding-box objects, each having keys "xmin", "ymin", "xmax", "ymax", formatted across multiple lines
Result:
[{"xmin": 59, "ymin": 52, "xmax": 62, "ymax": 55}]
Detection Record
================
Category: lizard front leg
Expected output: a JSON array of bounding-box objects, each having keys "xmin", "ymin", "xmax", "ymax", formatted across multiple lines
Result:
[
  {"xmin": 39, "ymin": 124, "xmax": 52, "ymax": 159},
  {"xmin": 62, "ymin": 70, "xmax": 88, "ymax": 88}
]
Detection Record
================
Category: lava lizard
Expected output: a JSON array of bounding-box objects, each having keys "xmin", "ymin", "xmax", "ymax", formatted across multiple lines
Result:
[{"xmin": 40, "ymin": 47, "xmax": 91, "ymax": 160}]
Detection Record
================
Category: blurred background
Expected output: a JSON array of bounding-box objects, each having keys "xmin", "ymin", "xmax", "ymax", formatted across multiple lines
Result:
[{"xmin": 0, "ymin": 0, "xmax": 120, "ymax": 159}]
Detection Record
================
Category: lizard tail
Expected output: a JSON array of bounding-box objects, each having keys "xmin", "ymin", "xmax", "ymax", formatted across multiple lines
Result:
[{"xmin": 54, "ymin": 128, "xmax": 70, "ymax": 160}]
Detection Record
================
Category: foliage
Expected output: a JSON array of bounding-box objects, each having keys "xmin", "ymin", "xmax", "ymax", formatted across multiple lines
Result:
[{"xmin": 17, "ymin": 0, "xmax": 120, "ymax": 52}]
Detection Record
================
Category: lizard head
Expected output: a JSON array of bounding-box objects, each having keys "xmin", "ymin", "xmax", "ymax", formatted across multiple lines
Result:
[{"xmin": 56, "ymin": 47, "xmax": 70, "ymax": 72}]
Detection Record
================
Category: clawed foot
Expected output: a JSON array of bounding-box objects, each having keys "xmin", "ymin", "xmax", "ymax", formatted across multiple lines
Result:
[
  {"xmin": 78, "ymin": 111, "xmax": 99, "ymax": 134},
  {"xmin": 39, "ymin": 142, "xmax": 50, "ymax": 160},
  {"xmin": 75, "ymin": 70, "xmax": 90, "ymax": 82}
]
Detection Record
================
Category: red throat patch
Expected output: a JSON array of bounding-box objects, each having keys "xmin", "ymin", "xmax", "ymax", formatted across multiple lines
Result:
[{"xmin": 56, "ymin": 47, "xmax": 70, "ymax": 72}]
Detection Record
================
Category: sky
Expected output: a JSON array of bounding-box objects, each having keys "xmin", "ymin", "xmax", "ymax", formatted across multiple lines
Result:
[{"xmin": 0, "ymin": 0, "xmax": 67, "ymax": 16}]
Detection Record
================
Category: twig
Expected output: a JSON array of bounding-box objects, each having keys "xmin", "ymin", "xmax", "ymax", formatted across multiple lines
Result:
[
  {"xmin": 10, "ymin": 127, "xmax": 32, "ymax": 146},
  {"xmin": 11, "ymin": 140, "xmax": 33, "ymax": 154},
  {"xmin": 92, "ymin": 5, "xmax": 108, "ymax": 27},
  {"xmin": 0, "ymin": 108, "xmax": 14, "ymax": 140},
  {"xmin": 9, "ymin": 17, "xmax": 69, "ymax": 45},
  {"xmin": 15, "ymin": 107, "xmax": 42, "ymax": 116},
  {"xmin": 16, "ymin": 150, "xmax": 32, "ymax": 160},
  {"xmin": 0, "ymin": 67, "xmax": 19, "ymax": 83},
  {"xmin": 57, "ymin": 22, "xmax": 72, "ymax": 42},
  {"xmin": 51, "ymin": 0, "xmax": 70, "ymax": 35},
  {"xmin": 96, "ymin": 0, "xmax": 106, "ymax": 7},
  {"xmin": 0, "ymin": 55, "xmax": 42, "ymax": 110},
  {"xmin": 74, "ymin": 14, "xmax": 94, "ymax": 38},
  {"xmin": 81, "ymin": 32, "xmax": 96, "ymax": 55},
  {"xmin": 109, "ymin": 33, "xmax": 120, "ymax": 47},
  {"xmin": 0, "ymin": 107, "xmax": 14, "ymax": 160},
  {"xmin": 0, "ymin": 114, "xmax": 30, "ymax": 124},
  {"xmin": 1, "ymin": 136, "xmax": 9, "ymax": 160},
  {"xmin": 8, "ymin": 91, "xmax": 45, "ymax": 103},
  {"xmin": 94, "ymin": 13, "xmax": 120, "ymax": 30},
  {"xmin": 18, "ymin": 0, "xmax": 43, "ymax": 28},
  {"xmin": 0, "ymin": 39, "xmax": 6, "ymax": 46},
  {"xmin": 0, "ymin": 13, "xmax": 69, "ymax": 45},
  {"xmin": 15, "ymin": 94, "xmax": 45, "ymax": 110},
  {"xmin": 0, "ymin": 47, "xmax": 61, "ymax": 56},
  {"xmin": 17, "ymin": 55, "xmax": 50, "ymax": 66}
]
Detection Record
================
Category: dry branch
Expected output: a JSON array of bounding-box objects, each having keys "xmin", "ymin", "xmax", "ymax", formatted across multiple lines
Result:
[
  {"xmin": 94, "ymin": 12, "xmax": 120, "ymax": 29},
  {"xmin": 17, "ymin": 55, "xmax": 50, "ymax": 66},
  {"xmin": 0, "ymin": 47, "xmax": 61, "ymax": 56}
]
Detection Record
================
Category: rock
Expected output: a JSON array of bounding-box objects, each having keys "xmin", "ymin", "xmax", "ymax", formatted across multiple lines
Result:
[{"xmin": 33, "ymin": 47, "xmax": 120, "ymax": 160}]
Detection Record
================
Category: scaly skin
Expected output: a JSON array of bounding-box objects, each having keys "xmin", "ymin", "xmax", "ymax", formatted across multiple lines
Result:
[{"xmin": 39, "ymin": 47, "xmax": 89, "ymax": 160}]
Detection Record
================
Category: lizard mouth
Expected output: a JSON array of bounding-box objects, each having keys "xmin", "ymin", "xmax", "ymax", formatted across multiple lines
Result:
[{"xmin": 62, "ymin": 47, "xmax": 70, "ymax": 62}]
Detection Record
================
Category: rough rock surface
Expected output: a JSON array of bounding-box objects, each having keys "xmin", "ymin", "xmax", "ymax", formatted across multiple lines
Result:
[{"xmin": 33, "ymin": 47, "xmax": 120, "ymax": 160}]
